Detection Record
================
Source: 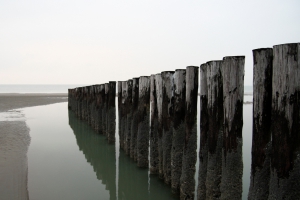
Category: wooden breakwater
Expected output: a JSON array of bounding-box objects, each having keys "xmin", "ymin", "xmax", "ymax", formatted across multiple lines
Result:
[{"xmin": 68, "ymin": 42, "xmax": 300, "ymax": 200}]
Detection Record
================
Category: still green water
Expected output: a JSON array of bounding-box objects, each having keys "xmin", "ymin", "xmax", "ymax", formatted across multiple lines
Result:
[
  {"xmin": 23, "ymin": 101, "xmax": 252, "ymax": 200},
  {"xmin": 25, "ymin": 102, "xmax": 179, "ymax": 200}
]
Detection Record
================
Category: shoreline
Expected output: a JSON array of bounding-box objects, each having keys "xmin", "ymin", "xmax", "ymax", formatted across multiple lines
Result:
[{"xmin": 0, "ymin": 93, "xmax": 68, "ymax": 112}]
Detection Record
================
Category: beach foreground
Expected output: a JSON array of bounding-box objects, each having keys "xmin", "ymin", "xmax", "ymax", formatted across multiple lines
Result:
[{"xmin": 0, "ymin": 93, "xmax": 68, "ymax": 200}]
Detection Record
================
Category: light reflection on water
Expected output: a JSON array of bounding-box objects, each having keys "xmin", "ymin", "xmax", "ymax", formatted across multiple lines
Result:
[{"xmin": 22, "ymin": 98, "xmax": 252, "ymax": 200}]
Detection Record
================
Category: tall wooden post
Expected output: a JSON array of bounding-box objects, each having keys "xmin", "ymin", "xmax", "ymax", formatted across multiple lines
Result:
[
  {"xmin": 130, "ymin": 78, "xmax": 139, "ymax": 161},
  {"xmin": 197, "ymin": 63, "xmax": 208, "ymax": 200},
  {"xmin": 248, "ymin": 48, "xmax": 273, "ymax": 200},
  {"xmin": 220, "ymin": 56, "xmax": 244, "ymax": 200},
  {"xmin": 137, "ymin": 76, "xmax": 150, "ymax": 168},
  {"xmin": 150, "ymin": 74, "xmax": 159, "ymax": 174},
  {"xmin": 205, "ymin": 60, "xmax": 223, "ymax": 199},
  {"xmin": 155, "ymin": 74, "xmax": 164, "ymax": 178},
  {"xmin": 107, "ymin": 81, "xmax": 116, "ymax": 144},
  {"xmin": 120, "ymin": 81, "xmax": 128, "ymax": 150},
  {"xmin": 103, "ymin": 83, "xmax": 109, "ymax": 137},
  {"xmin": 171, "ymin": 69, "xmax": 186, "ymax": 193},
  {"xmin": 161, "ymin": 71, "xmax": 175, "ymax": 184},
  {"xmin": 180, "ymin": 66, "xmax": 199, "ymax": 200},
  {"xmin": 124, "ymin": 80, "xmax": 133, "ymax": 154},
  {"xmin": 118, "ymin": 81, "xmax": 123, "ymax": 146},
  {"xmin": 269, "ymin": 43, "xmax": 300, "ymax": 199}
]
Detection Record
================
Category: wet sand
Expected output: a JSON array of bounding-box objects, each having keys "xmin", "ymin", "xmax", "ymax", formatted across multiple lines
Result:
[
  {"xmin": 0, "ymin": 93, "xmax": 68, "ymax": 200},
  {"xmin": 0, "ymin": 93, "xmax": 68, "ymax": 112}
]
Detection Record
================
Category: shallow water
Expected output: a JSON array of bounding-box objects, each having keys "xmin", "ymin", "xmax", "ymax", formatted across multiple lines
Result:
[{"xmin": 0, "ymin": 97, "xmax": 252, "ymax": 200}]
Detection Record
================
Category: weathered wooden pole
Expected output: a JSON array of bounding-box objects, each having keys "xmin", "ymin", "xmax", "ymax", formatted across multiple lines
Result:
[
  {"xmin": 155, "ymin": 73, "xmax": 164, "ymax": 178},
  {"xmin": 161, "ymin": 71, "xmax": 175, "ymax": 184},
  {"xmin": 197, "ymin": 63, "xmax": 208, "ymax": 200},
  {"xmin": 150, "ymin": 75, "xmax": 159, "ymax": 174},
  {"xmin": 82, "ymin": 87, "xmax": 87, "ymax": 120},
  {"xmin": 171, "ymin": 69, "xmax": 186, "ymax": 193},
  {"xmin": 120, "ymin": 81, "xmax": 128, "ymax": 150},
  {"xmin": 98, "ymin": 84, "xmax": 105, "ymax": 134},
  {"xmin": 94, "ymin": 85, "xmax": 101, "ymax": 132},
  {"xmin": 137, "ymin": 76, "xmax": 150, "ymax": 168},
  {"xmin": 107, "ymin": 81, "xmax": 116, "ymax": 144},
  {"xmin": 248, "ymin": 48, "xmax": 272, "ymax": 200},
  {"xmin": 130, "ymin": 78, "xmax": 139, "ymax": 161},
  {"xmin": 124, "ymin": 80, "xmax": 133, "ymax": 154},
  {"xmin": 269, "ymin": 43, "xmax": 300, "ymax": 199},
  {"xmin": 205, "ymin": 60, "xmax": 223, "ymax": 199},
  {"xmin": 220, "ymin": 56, "xmax": 244, "ymax": 200},
  {"xmin": 77, "ymin": 87, "xmax": 83, "ymax": 119},
  {"xmin": 180, "ymin": 66, "xmax": 199, "ymax": 200},
  {"xmin": 89, "ymin": 85, "xmax": 96, "ymax": 126},
  {"xmin": 102, "ymin": 83, "xmax": 109, "ymax": 137},
  {"xmin": 118, "ymin": 81, "xmax": 123, "ymax": 146}
]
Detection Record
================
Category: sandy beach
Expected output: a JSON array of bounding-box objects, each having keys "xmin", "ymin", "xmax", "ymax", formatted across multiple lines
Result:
[{"xmin": 0, "ymin": 93, "xmax": 68, "ymax": 200}]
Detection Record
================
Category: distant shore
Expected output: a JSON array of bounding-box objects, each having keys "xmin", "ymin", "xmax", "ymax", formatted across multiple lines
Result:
[{"xmin": 0, "ymin": 93, "xmax": 68, "ymax": 112}]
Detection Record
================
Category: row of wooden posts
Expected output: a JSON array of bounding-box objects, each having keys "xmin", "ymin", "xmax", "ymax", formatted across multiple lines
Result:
[{"xmin": 68, "ymin": 42, "xmax": 300, "ymax": 200}]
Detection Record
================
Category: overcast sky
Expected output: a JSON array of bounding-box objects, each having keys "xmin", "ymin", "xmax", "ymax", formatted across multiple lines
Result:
[{"xmin": 1, "ymin": 0, "xmax": 299, "ymax": 86}]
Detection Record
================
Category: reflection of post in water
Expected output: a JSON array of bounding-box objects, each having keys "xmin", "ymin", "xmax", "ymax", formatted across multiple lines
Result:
[
  {"xmin": 118, "ymin": 151, "xmax": 148, "ymax": 200},
  {"xmin": 68, "ymin": 111, "xmax": 116, "ymax": 200},
  {"xmin": 180, "ymin": 66, "xmax": 198, "ymax": 200},
  {"xmin": 137, "ymin": 76, "xmax": 150, "ymax": 168},
  {"xmin": 220, "ymin": 56, "xmax": 244, "ymax": 200},
  {"xmin": 248, "ymin": 48, "xmax": 272, "ymax": 200},
  {"xmin": 269, "ymin": 43, "xmax": 300, "ymax": 199},
  {"xmin": 171, "ymin": 69, "xmax": 186, "ymax": 193},
  {"xmin": 131, "ymin": 78, "xmax": 139, "ymax": 161}
]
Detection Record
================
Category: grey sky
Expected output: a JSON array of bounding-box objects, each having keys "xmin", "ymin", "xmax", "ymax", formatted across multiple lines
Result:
[{"xmin": 1, "ymin": 0, "xmax": 299, "ymax": 85}]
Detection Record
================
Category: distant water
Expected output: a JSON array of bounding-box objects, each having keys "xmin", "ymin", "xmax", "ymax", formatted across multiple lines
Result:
[
  {"xmin": 0, "ymin": 84, "xmax": 253, "ymax": 95},
  {"xmin": 0, "ymin": 84, "xmax": 85, "ymax": 93}
]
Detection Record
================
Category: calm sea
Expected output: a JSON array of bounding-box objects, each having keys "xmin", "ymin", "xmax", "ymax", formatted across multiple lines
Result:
[{"xmin": 0, "ymin": 84, "xmax": 85, "ymax": 93}]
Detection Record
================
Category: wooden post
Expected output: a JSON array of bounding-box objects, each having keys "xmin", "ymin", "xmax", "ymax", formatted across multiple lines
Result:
[
  {"xmin": 197, "ymin": 63, "xmax": 208, "ymax": 200},
  {"xmin": 220, "ymin": 56, "xmax": 244, "ymax": 200},
  {"xmin": 130, "ymin": 78, "xmax": 139, "ymax": 161},
  {"xmin": 137, "ymin": 76, "xmax": 150, "ymax": 168},
  {"xmin": 107, "ymin": 81, "xmax": 116, "ymax": 144},
  {"xmin": 78, "ymin": 87, "xmax": 84, "ymax": 119},
  {"xmin": 124, "ymin": 80, "xmax": 133, "ymax": 154},
  {"xmin": 94, "ymin": 85, "xmax": 101, "ymax": 132},
  {"xmin": 269, "ymin": 43, "xmax": 300, "ymax": 199},
  {"xmin": 150, "ymin": 74, "xmax": 159, "ymax": 174},
  {"xmin": 102, "ymin": 83, "xmax": 109, "ymax": 137},
  {"xmin": 120, "ymin": 81, "xmax": 128, "ymax": 150},
  {"xmin": 205, "ymin": 60, "xmax": 223, "ymax": 199},
  {"xmin": 89, "ymin": 85, "xmax": 96, "ymax": 127},
  {"xmin": 118, "ymin": 81, "xmax": 123, "ymax": 146},
  {"xmin": 180, "ymin": 66, "xmax": 199, "ymax": 200},
  {"xmin": 161, "ymin": 71, "xmax": 175, "ymax": 184},
  {"xmin": 248, "ymin": 48, "xmax": 273, "ymax": 200},
  {"xmin": 171, "ymin": 69, "xmax": 186, "ymax": 193},
  {"xmin": 155, "ymin": 73, "xmax": 164, "ymax": 178},
  {"xmin": 98, "ymin": 84, "xmax": 105, "ymax": 134}
]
